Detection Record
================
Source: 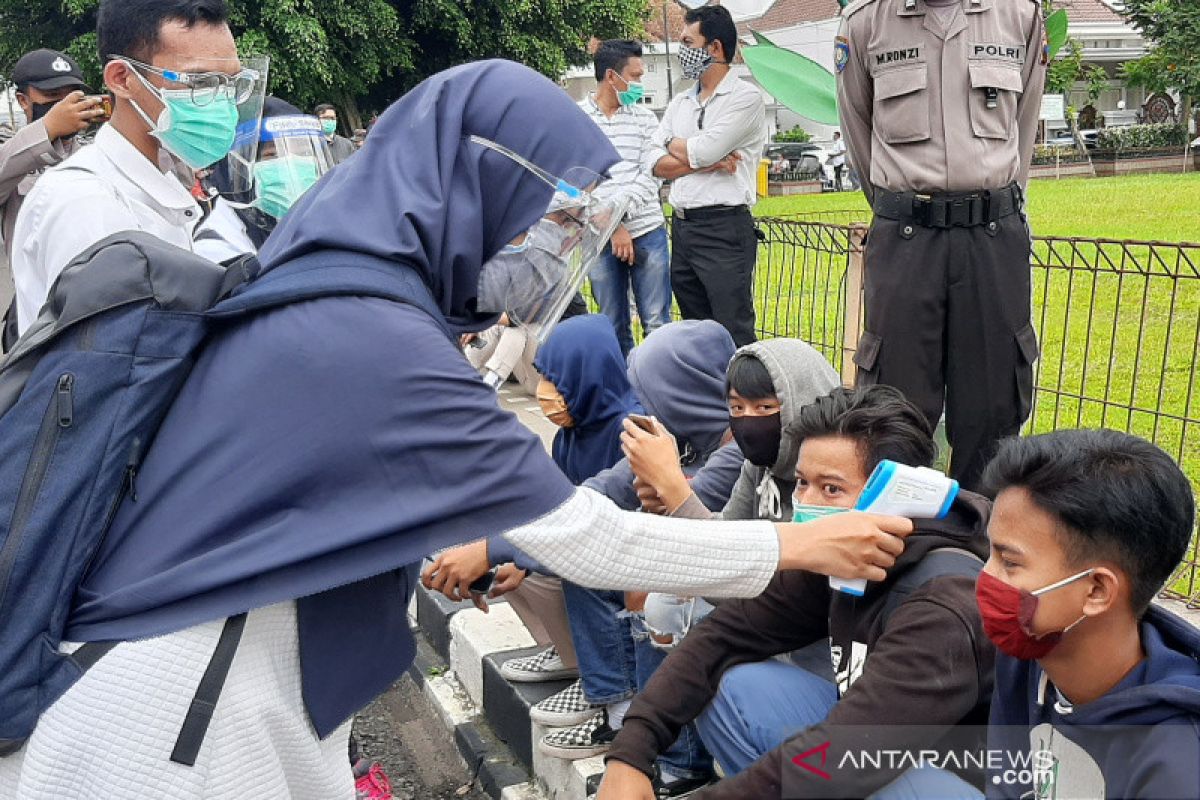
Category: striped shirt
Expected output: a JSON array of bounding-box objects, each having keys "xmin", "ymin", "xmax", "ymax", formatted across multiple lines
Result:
[{"xmin": 578, "ymin": 95, "xmax": 665, "ymax": 239}]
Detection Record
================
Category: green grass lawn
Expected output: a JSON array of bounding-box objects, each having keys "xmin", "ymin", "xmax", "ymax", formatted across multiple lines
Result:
[
  {"xmin": 753, "ymin": 172, "xmax": 1200, "ymax": 243},
  {"xmin": 740, "ymin": 173, "xmax": 1200, "ymax": 599}
]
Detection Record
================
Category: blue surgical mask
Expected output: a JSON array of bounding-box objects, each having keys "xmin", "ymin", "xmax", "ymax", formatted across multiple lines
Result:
[
  {"xmin": 791, "ymin": 504, "xmax": 849, "ymax": 524},
  {"xmin": 253, "ymin": 156, "xmax": 320, "ymax": 219},
  {"xmin": 129, "ymin": 69, "xmax": 239, "ymax": 169}
]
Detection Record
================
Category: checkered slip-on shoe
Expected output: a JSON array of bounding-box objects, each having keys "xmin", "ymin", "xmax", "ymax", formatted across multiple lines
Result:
[
  {"xmin": 539, "ymin": 710, "xmax": 617, "ymax": 760},
  {"xmin": 500, "ymin": 646, "xmax": 579, "ymax": 683},
  {"xmin": 530, "ymin": 679, "xmax": 602, "ymax": 727}
]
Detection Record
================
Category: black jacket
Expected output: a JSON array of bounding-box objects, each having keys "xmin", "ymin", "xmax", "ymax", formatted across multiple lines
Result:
[{"xmin": 607, "ymin": 492, "xmax": 996, "ymax": 799}]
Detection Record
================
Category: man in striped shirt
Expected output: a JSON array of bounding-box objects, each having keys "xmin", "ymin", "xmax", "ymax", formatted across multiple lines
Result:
[{"xmin": 580, "ymin": 40, "xmax": 671, "ymax": 358}]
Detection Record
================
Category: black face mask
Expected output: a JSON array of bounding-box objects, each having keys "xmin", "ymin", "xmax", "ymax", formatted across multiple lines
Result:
[
  {"xmin": 729, "ymin": 413, "xmax": 782, "ymax": 468},
  {"xmin": 29, "ymin": 102, "xmax": 55, "ymax": 122}
]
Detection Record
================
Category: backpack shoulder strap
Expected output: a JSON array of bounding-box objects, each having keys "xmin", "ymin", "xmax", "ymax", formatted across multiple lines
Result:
[
  {"xmin": 880, "ymin": 547, "xmax": 984, "ymax": 630},
  {"xmin": 170, "ymin": 613, "xmax": 248, "ymax": 766},
  {"xmin": 209, "ymin": 251, "xmax": 451, "ymax": 340}
]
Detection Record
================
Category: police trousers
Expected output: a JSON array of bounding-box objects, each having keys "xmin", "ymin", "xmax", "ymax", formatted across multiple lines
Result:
[{"xmin": 855, "ymin": 213, "xmax": 1038, "ymax": 491}]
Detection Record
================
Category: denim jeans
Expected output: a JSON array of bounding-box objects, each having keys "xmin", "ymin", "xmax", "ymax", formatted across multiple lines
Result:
[
  {"xmin": 563, "ymin": 582, "xmax": 713, "ymax": 780},
  {"xmin": 694, "ymin": 661, "xmax": 984, "ymax": 799},
  {"xmin": 588, "ymin": 225, "xmax": 671, "ymax": 357}
]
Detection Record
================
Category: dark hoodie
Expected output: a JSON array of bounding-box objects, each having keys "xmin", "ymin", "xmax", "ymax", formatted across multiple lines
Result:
[
  {"xmin": 534, "ymin": 314, "xmax": 642, "ymax": 485},
  {"xmin": 671, "ymin": 338, "xmax": 840, "ymax": 523},
  {"xmin": 987, "ymin": 605, "xmax": 1200, "ymax": 799},
  {"xmin": 584, "ymin": 319, "xmax": 743, "ymax": 511},
  {"xmin": 608, "ymin": 492, "xmax": 997, "ymax": 799},
  {"xmin": 488, "ymin": 319, "xmax": 743, "ymax": 568}
]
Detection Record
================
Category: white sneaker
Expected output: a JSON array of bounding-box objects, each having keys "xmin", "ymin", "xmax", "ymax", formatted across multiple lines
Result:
[
  {"xmin": 539, "ymin": 710, "xmax": 616, "ymax": 760},
  {"xmin": 530, "ymin": 680, "xmax": 601, "ymax": 727},
  {"xmin": 499, "ymin": 646, "xmax": 578, "ymax": 683}
]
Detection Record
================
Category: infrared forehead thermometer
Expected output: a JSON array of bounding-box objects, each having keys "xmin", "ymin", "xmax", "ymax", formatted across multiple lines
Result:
[{"xmin": 794, "ymin": 460, "xmax": 959, "ymax": 597}]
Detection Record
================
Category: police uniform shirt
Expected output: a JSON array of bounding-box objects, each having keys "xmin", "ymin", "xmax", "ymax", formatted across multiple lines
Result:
[
  {"xmin": 12, "ymin": 124, "xmax": 200, "ymax": 335},
  {"xmin": 836, "ymin": 0, "xmax": 1046, "ymax": 202},
  {"xmin": 646, "ymin": 70, "xmax": 768, "ymax": 210}
]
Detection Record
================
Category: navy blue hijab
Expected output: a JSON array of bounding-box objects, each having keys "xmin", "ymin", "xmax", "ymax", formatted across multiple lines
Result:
[
  {"xmin": 69, "ymin": 61, "xmax": 620, "ymax": 736},
  {"xmin": 259, "ymin": 60, "xmax": 617, "ymax": 331},
  {"xmin": 535, "ymin": 314, "xmax": 642, "ymax": 484}
]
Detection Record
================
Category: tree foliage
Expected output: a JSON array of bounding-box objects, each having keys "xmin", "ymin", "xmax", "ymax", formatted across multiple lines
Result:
[
  {"xmin": 0, "ymin": 0, "xmax": 649, "ymax": 126},
  {"xmin": 1119, "ymin": 0, "xmax": 1200, "ymax": 109}
]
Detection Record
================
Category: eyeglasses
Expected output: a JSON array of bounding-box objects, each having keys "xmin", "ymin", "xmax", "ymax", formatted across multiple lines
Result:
[
  {"xmin": 113, "ymin": 55, "xmax": 260, "ymax": 106},
  {"xmin": 697, "ymin": 104, "xmax": 706, "ymax": 131}
]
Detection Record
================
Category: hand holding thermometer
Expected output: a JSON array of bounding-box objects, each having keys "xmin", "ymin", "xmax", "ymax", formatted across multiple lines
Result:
[{"xmin": 793, "ymin": 460, "xmax": 959, "ymax": 597}]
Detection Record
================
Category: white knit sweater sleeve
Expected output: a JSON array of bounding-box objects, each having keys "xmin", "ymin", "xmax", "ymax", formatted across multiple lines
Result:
[{"xmin": 501, "ymin": 487, "xmax": 778, "ymax": 598}]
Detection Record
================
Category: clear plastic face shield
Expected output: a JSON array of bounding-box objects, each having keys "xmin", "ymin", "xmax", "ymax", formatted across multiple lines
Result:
[
  {"xmin": 118, "ymin": 54, "xmax": 268, "ymax": 173},
  {"xmin": 249, "ymin": 115, "xmax": 335, "ymax": 219},
  {"xmin": 470, "ymin": 135, "xmax": 629, "ymax": 360}
]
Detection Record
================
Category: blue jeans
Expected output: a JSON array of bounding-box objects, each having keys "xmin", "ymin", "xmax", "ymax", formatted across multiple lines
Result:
[
  {"xmin": 695, "ymin": 661, "xmax": 983, "ymax": 799},
  {"xmin": 563, "ymin": 582, "xmax": 713, "ymax": 779},
  {"xmin": 589, "ymin": 225, "xmax": 671, "ymax": 357}
]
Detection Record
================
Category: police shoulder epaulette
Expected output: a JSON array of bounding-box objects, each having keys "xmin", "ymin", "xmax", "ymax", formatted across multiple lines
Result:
[{"xmin": 840, "ymin": 0, "xmax": 876, "ymax": 19}]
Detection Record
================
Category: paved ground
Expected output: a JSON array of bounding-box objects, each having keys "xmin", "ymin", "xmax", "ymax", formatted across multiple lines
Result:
[{"xmin": 353, "ymin": 677, "xmax": 488, "ymax": 800}]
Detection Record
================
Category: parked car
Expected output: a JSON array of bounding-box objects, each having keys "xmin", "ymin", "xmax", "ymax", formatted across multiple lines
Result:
[
  {"xmin": 764, "ymin": 142, "xmax": 820, "ymax": 163},
  {"xmin": 1047, "ymin": 129, "xmax": 1099, "ymax": 149}
]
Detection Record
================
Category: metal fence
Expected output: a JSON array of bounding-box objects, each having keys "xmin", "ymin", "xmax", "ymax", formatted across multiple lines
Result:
[
  {"xmin": 588, "ymin": 216, "xmax": 1200, "ymax": 603},
  {"xmin": 744, "ymin": 217, "xmax": 1200, "ymax": 606}
]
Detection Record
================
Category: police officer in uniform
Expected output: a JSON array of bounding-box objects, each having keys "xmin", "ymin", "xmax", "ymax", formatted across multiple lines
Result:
[{"xmin": 836, "ymin": 0, "xmax": 1046, "ymax": 490}]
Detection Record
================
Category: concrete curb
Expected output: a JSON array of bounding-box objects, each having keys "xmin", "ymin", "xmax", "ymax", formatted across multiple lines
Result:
[
  {"xmin": 406, "ymin": 596, "xmax": 547, "ymax": 800},
  {"xmin": 411, "ymin": 582, "xmax": 606, "ymax": 800}
]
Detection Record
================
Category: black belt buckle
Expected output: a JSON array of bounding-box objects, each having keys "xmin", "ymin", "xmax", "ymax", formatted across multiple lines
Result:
[{"xmin": 948, "ymin": 197, "xmax": 973, "ymax": 227}]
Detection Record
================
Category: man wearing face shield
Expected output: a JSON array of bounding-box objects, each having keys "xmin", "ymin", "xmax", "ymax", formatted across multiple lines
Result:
[
  {"xmin": 3, "ymin": 60, "xmax": 913, "ymax": 799},
  {"xmin": 194, "ymin": 97, "xmax": 333, "ymax": 264},
  {"xmin": 9, "ymin": 0, "xmax": 266, "ymax": 337}
]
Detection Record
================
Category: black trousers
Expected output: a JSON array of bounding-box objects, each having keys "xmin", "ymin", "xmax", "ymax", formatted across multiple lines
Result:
[
  {"xmin": 670, "ymin": 208, "xmax": 758, "ymax": 347},
  {"xmin": 854, "ymin": 213, "xmax": 1038, "ymax": 491}
]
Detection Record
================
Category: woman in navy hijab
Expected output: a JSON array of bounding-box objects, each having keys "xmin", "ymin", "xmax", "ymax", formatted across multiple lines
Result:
[
  {"xmin": 535, "ymin": 314, "xmax": 642, "ymax": 484},
  {"xmin": 6, "ymin": 61, "xmax": 912, "ymax": 800}
]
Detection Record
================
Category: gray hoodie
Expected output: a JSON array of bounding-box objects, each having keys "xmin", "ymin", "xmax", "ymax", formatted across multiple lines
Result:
[{"xmin": 675, "ymin": 338, "xmax": 840, "ymax": 522}]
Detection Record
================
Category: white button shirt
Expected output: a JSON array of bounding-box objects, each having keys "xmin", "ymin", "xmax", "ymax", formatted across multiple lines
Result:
[
  {"xmin": 646, "ymin": 71, "xmax": 768, "ymax": 210},
  {"xmin": 12, "ymin": 124, "xmax": 200, "ymax": 334}
]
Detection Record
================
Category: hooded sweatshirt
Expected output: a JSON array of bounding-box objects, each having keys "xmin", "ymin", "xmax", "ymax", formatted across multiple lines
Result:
[
  {"xmin": 490, "ymin": 320, "xmax": 743, "ymax": 567},
  {"xmin": 986, "ymin": 605, "xmax": 1200, "ymax": 799},
  {"xmin": 584, "ymin": 320, "xmax": 742, "ymax": 511},
  {"xmin": 534, "ymin": 314, "xmax": 642, "ymax": 485},
  {"xmin": 608, "ymin": 492, "xmax": 997, "ymax": 799},
  {"xmin": 672, "ymin": 338, "xmax": 840, "ymax": 522}
]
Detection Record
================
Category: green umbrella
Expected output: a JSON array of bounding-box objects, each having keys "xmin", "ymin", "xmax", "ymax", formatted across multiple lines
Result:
[
  {"xmin": 1046, "ymin": 8, "xmax": 1069, "ymax": 60},
  {"xmin": 741, "ymin": 31, "xmax": 840, "ymax": 125}
]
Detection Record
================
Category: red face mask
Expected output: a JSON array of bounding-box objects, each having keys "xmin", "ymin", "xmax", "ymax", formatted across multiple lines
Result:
[{"xmin": 975, "ymin": 568, "xmax": 1094, "ymax": 661}]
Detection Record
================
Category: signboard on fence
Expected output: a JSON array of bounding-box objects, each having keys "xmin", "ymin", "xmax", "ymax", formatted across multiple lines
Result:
[{"xmin": 1041, "ymin": 94, "xmax": 1066, "ymax": 122}]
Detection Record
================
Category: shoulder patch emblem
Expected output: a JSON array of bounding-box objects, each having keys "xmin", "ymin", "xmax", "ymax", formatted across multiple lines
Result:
[{"xmin": 834, "ymin": 36, "xmax": 851, "ymax": 73}]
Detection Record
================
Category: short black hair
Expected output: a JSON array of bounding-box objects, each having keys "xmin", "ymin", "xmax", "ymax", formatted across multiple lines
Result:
[
  {"xmin": 594, "ymin": 39, "xmax": 643, "ymax": 83},
  {"xmin": 98, "ymin": 0, "xmax": 229, "ymax": 63},
  {"xmin": 314, "ymin": 103, "xmax": 336, "ymax": 116},
  {"xmin": 684, "ymin": 5, "xmax": 738, "ymax": 62},
  {"xmin": 726, "ymin": 354, "xmax": 775, "ymax": 401},
  {"xmin": 789, "ymin": 385, "xmax": 936, "ymax": 474},
  {"xmin": 984, "ymin": 429, "xmax": 1194, "ymax": 614}
]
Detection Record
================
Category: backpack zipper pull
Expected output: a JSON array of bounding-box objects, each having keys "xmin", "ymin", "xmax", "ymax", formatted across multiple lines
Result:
[
  {"xmin": 126, "ymin": 437, "xmax": 142, "ymax": 502},
  {"xmin": 56, "ymin": 374, "xmax": 74, "ymax": 428}
]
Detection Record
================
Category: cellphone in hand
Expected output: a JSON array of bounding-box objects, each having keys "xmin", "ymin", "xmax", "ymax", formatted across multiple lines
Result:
[
  {"xmin": 627, "ymin": 413, "xmax": 657, "ymax": 434},
  {"xmin": 468, "ymin": 569, "xmax": 496, "ymax": 595}
]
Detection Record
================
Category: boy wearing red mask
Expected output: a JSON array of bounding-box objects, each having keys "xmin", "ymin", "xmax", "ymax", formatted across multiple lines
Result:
[{"xmin": 979, "ymin": 429, "xmax": 1200, "ymax": 799}]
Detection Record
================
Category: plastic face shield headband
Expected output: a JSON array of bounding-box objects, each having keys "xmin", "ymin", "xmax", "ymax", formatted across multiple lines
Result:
[{"xmin": 470, "ymin": 135, "xmax": 628, "ymax": 346}]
